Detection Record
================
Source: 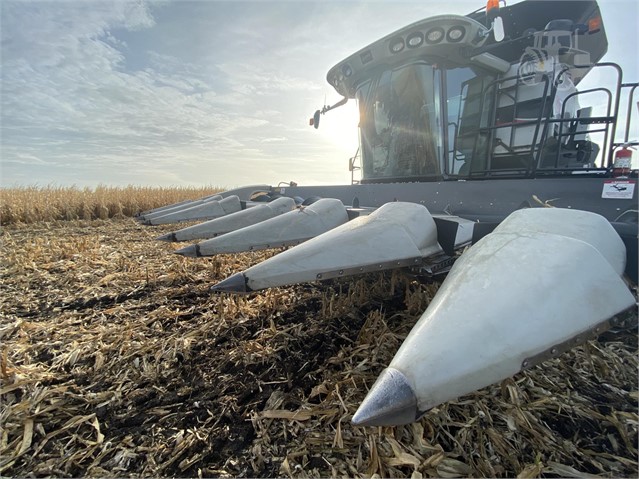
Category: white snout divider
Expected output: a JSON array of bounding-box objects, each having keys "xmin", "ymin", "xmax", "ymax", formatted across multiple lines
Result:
[
  {"xmin": 191, "ymin": 198, "xmax": 349, "ymax": 256},
  {"xmin": 241, "ymin": 201, "xmax": 442, "ymax": 290},
  {"xmin": 150, "ymin": 195, "xmax": 241, "ymax": 225},
  {"xmin": 355, "ymin": 208, "xmax": 635, "ymax": 426},
  {"xmin": 164, "ymin": 197, "xmax": 296, "ymax": 242},
  {"xmin": 141, "ymin": 195, "xmax": 222, "ymax": 221}
]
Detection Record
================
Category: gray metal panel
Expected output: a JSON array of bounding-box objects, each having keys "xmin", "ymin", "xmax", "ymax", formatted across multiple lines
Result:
[{"xmin": 272, "ymin": 177, "xmax": 637, "ymax": 223}]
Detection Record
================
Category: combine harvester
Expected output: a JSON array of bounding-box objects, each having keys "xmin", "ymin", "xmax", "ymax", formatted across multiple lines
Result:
[{"xmin": 139, "ymin": 0, "xmax": 638, "ymax": 426}]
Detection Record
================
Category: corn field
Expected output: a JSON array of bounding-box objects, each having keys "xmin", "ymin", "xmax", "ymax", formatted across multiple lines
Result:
[{"xmin": 0, "ymin": 185, "xmax": 223, "ymax": 225}]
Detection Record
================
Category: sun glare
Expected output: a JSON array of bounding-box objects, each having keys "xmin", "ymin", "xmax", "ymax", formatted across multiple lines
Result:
[{"xmin": 317, "ymin": 100, "xmax": 360, "ymax": 153}]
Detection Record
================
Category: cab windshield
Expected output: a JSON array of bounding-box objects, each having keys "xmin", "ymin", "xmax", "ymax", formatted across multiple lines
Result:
[
  {"xmin": 357, "ymin": 63, "xmax": 440, "ymax": 180},
  {"xmin": 356, "ymin": 62, "xmax": 495, "ymax": 181}
]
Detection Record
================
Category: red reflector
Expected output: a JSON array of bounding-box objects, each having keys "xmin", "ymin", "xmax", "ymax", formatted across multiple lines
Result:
[{"xmin": 487, "ymin": 0, "xmax": 499, "ymax": 12}]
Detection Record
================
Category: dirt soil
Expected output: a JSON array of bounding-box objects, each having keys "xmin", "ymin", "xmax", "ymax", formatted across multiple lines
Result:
[{"xmin": 1, "ymin": 218, "xmax": 637, "ymax": 477}]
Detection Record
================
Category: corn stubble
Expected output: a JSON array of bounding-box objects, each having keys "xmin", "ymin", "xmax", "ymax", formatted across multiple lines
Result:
[{"xmin": 0, "ymin": 188, "xmax": 637, "ymax": 477}]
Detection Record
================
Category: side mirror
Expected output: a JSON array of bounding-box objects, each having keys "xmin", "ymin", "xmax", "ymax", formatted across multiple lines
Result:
[
  {"xmin": 493, "ymin": 16, "xmax": 505, "ymax": 42},
  {"xmin": 309, "ymin": 97, "xmax": 347, "ymax": 129},
  {"xmin": 348, "ymin": 157, "xmax": 355, "ymax": 172},
  {"xmin": 310, "ymin": 110, "xmax": 321, "ymax": 129}
]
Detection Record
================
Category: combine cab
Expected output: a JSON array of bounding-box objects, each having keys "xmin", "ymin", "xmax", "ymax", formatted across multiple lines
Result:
[{"xmin": 139, "ymin": 0, "xmax": 637, "ymax": 426}]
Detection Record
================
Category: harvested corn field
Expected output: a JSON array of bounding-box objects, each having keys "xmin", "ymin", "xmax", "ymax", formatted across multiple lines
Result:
[{"xmin": 1, "ymin": 217, "xmax": 637, "ymax": 477}]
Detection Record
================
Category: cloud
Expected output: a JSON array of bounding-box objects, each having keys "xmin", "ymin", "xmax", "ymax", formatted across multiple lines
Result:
[
  {"xmin": 216, "ymin": 62, "xmax": 322, "ymax": 95},
  {"xmin": 1, "ymin": 0, "xmax": 300, "ymax": 186},
  {"xmin": 1, "ymin": 1, "xmax": 389, "ymax": 187},
  {"xmin": 1, "ymin": 152, "xmax": 49, "ymax": 166},
  {"xmin": 2, "ymin": 0, "xmax": 636, "ymax": 188}
]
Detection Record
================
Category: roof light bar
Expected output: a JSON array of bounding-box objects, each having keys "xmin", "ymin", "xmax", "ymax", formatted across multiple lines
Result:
[
  {"xmin": 407, "ymin": 31, "xmax": 424, "ymax": 48},
  {"xmin": 425, "ymin": 27, "xmax": 445, "ymax": 44},
  {"xmin": 447, "ymin": 26, "xmax": 466, "ymax": 43},
  {"xmin": 389, "ymin": 37, "xmax": 405, "ymax": 53}
]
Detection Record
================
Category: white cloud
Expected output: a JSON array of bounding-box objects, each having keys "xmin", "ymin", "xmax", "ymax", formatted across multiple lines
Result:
[
  {"xmin": 1, "ymin": 0, "xmax": 637, "ymax": 188},
  {"xmin": 1, "ymin": 1, "xmax": 462, "ymax": 187},
  {"xmin": 2, "ymin": 152, "xmax": 48, "ymax": 166}
]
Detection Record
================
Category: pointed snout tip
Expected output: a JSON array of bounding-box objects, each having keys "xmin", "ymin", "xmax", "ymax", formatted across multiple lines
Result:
[
  {"xmin": 210, "ymin": 272, "xmax": 250, "ymax": 294},
  {"xmin": 351, "ymin": 367, "xmax": 419, "ymax": 427},
  {"xmin": 156, "ymin": 232, "xmax": 177, "ymax": 242},
  {"xmin": 173, "ymin": 244, "xmax": 200, "ymax": 257}
]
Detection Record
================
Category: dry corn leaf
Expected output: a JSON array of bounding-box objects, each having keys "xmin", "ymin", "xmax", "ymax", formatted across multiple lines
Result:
[
  {"xmin": 517, "ymin": 462, "xmax": 543, "ymax": 478},
  {"xmin": 436, "ymin": 458, "xmax": 473, "ymax": 478},
  {"xmin": 544, "ymin": 461, "xmax": 600, "ymax": 478},
  {"xmin": 261, "ymin": 409, "xmax": 313, "ymax": 421}
]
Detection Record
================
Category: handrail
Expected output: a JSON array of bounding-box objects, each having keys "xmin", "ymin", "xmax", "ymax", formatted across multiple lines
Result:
[
  {"xmin": 459, "ymin": 62, "xmax": 627, "ymax": 177},
  {"xmin": 555, "ymin": 62, "xmax": 622, "ymax": 168},
  {"xmin": 553, "ymin": 86, "xmax": 613, "ymax": 169},
  {"xmin": 470, "ymin": 72, "xmax": 552, "ymax": 177},
  {"xmin": 621, "ymin": 82, "xmax": 638, "ymax": 144}
]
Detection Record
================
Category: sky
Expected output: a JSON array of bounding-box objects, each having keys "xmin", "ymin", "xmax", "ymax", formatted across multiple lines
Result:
[{"xmin": 1, "ymin": 0, "xmax": 638, "ymax": 189}]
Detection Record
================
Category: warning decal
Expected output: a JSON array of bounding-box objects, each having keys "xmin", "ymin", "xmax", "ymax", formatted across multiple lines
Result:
[{"xmin": 601, "ymin": 180, "xmax": 636, "ymax": 199}]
